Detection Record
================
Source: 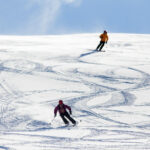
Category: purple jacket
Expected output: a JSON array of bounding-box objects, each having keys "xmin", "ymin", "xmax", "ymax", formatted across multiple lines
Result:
[{"xmin": 54, "ymin": 104, "xmax": 72, "ymax": 115}]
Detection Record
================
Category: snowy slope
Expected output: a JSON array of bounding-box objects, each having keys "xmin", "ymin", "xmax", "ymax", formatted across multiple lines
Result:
[{"xmin": 0, "ymin": 33, "xmax": 150, "ymax": 150}]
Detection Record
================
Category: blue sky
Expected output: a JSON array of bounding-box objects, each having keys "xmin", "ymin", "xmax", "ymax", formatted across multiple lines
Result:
[{"xmin": 0, "ymin": 0, "xmax": 149, "ymax": 35}]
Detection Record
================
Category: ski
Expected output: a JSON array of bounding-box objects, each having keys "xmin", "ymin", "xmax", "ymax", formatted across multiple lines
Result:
[{"xmin": 97, "ymin": 50, "xmax": 105, "ymax": 52}]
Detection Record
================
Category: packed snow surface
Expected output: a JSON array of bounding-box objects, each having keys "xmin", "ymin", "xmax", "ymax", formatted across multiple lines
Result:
[{"xmin": 0, "ymin": 33, "xmax": 150, "ymax": 150}]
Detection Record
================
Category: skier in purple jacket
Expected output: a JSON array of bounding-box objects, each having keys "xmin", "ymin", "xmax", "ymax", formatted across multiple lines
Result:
[{"xmin": 54, "ymin": 100, "xmax": 76, "ymax": 125}]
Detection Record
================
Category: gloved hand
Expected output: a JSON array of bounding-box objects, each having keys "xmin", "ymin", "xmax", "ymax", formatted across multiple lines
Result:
[
  {"xmin": 70, "ymin": 111, "xmax": 72, "ymax": 115},
  {"xmin": 54, "ymin": 114, "xmax": 56, "ymax": 117}
]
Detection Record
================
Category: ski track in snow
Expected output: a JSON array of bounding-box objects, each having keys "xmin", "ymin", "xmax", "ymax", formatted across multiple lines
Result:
[{"xmin": 0, "ymin": 33, "xmax": 150, "ymax": 149}]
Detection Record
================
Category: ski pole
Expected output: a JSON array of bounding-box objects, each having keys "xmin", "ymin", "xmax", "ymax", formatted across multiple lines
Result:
[
  {"xmin": 49, "ymin": 117, "xmax": 55, "ymax": 125},
  {"xmin": 105, "ymin": 42, "xmax": 108, "ymax": 51}
]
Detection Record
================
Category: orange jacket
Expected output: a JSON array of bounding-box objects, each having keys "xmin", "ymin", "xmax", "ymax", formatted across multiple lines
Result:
[{"xmin": 100, "ymin": 33, "xmax": 108, "ymax": 42}]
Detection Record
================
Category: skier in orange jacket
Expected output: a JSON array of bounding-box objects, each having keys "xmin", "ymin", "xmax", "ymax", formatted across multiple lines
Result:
[{"xmin": 96, "ymin": 30, "xmax": 108, "ymax": 51}]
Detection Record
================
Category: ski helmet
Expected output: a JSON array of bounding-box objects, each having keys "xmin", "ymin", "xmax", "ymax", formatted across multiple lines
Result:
[
  {"xmin": 59, "ymin": 100, "xmax": 63, "ymax": 104},
  {"xmin": 104, "ymin": 30, "xmax": 107, "ymax": 33}
]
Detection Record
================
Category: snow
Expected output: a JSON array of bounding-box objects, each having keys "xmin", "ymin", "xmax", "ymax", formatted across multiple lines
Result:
[{"xmin": 0, "ymin": 33, "xmax": 150, "ymax": 149}]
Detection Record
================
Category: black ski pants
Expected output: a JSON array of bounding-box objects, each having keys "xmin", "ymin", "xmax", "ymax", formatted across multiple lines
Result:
[
  {"xmin": 60, "ymin": 112, "xmax": 76, "ymax": 125},
  {"xmin": 96, "ymin": 41, "xmax": 105, "ymax": 51}
]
